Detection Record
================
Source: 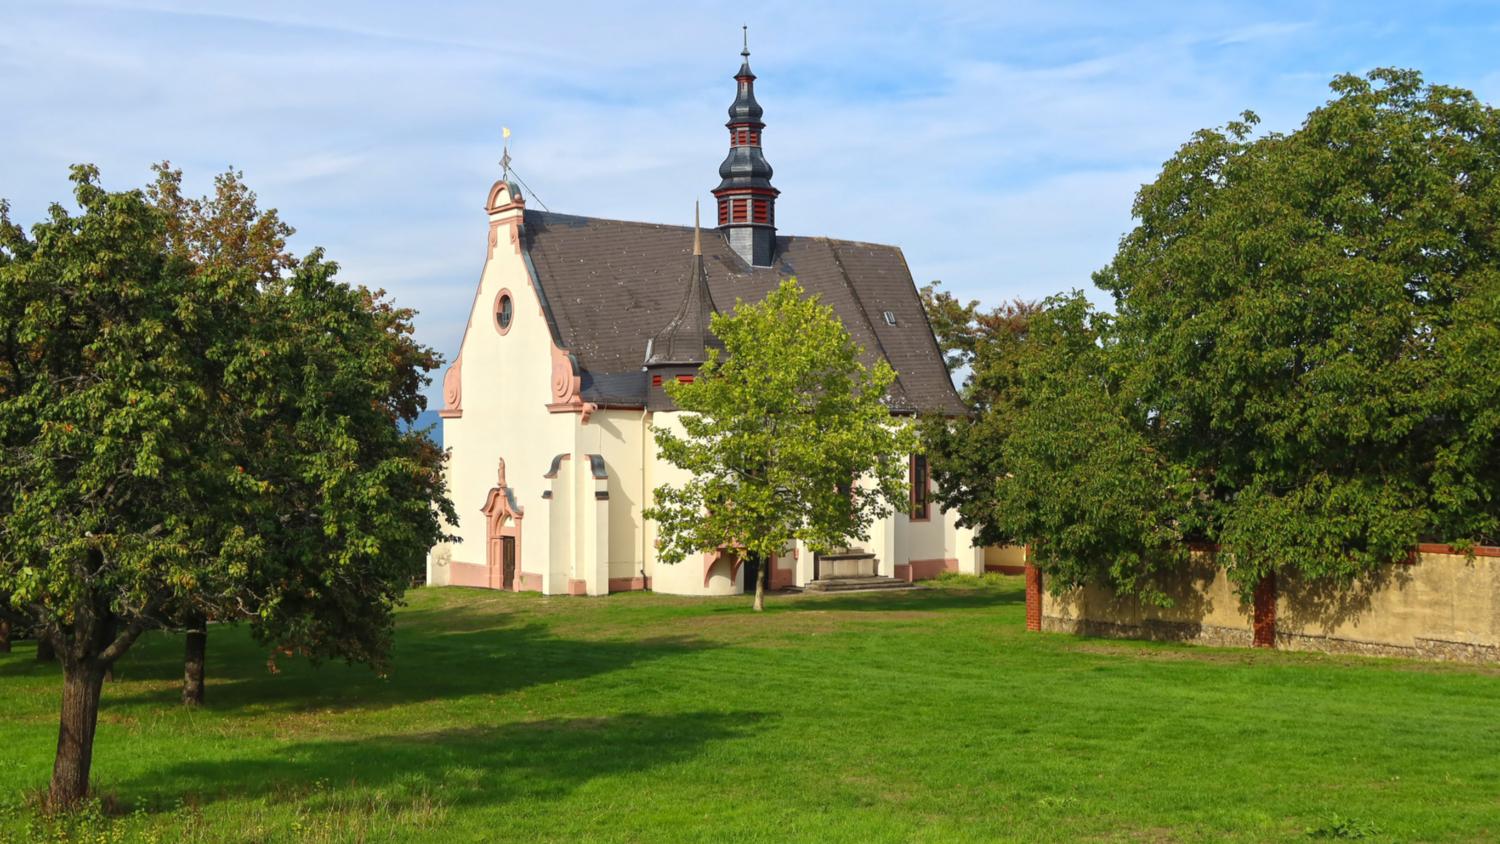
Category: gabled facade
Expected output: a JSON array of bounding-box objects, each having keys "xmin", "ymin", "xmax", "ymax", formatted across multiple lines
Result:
[{"xmin": 427, "ymin": 43, "xmax": 1018, "ymax": 597}]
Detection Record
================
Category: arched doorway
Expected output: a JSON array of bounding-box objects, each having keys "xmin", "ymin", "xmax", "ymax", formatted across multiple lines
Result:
[{"xmin": 480, "ymin": 458, "xmax": 524, "ymax": 591}]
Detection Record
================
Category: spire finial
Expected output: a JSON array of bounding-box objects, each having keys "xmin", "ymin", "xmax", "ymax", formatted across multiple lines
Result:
[
  {"xmin": 500, "ymin": 126, "xmax": 512, "ymax": 178},
  {"xmin": 693, "ymin": 201, "xmax": 702, "ymax": 256},
  {"xmin": 742, "ymin": 25, "xmax": 749, "ymax": 58}
]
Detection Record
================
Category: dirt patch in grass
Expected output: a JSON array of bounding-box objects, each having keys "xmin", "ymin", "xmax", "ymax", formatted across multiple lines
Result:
[
  {"xmin": 1069, "ymin": 641, "xmax": 1273, "ymax": 665},
  {"xmin": 1069, "ymin": 640, "xmax": 1500, "ymax": 675},
  {"xmin": 555, "ymin": 607, "xmax": 949, "ymax": 648}
]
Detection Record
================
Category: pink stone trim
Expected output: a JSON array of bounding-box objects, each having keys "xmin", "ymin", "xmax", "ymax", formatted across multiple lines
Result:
[
  {"xmin": 770, "ymin": 560, "xmax": 795, "ymax": 590},
  {"xmin": 480, "ymin": 458, "xmax": 525, "ymax": 590},
  {"xmin": 547, "ymin": 345, "xmax": 584, "ymax": 410},
  {"xmin": 439, "ymin": 353, "xmax": 463, "ymax": 419},
  {"xmin": 545, "ymin": 343, "xmax": 598, "ymax": 422},
  {"xmin": 703, "ymin": 548, "xmax": 746, "ymax": 588},
  {"xmin": 567, "ymin": 579, "xmax": 588, "ymax": 596},
  {"xmin": 485, "ymin": 181, "xmax": 525, "ymax": 257},
  {"xmin": 1025, "ymin": 561, "xmax": 1042, "ymax": 632},
  {"xmin": 517, "ymin": 573, "xmax": 542, "ymax": 592},
  {"xmin": 985, "ymin": 564, "xmax": 1027, "ymax": 575},
  {"xmin": 608, "ymin": 576, "xmax": 652, "ymax": 593},
  {"xmin": 449, "ymin": 561, "xmax": 490, "ymax": 588},
  {"xmin": 906, "ymin": 558, "xmax": 957, "ymax": 582},
  {"xmin": 1415, "ymin": 542, "xmax": 1500, "ymax": 558},
  {"xmin": 486, "ymin": 180, "xmax": 525, "ymax": 214}
]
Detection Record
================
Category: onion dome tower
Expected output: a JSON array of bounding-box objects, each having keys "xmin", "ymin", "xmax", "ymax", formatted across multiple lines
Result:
[
  {"xmin": 644, "ymin": 205, "xmax": 725, "ymax": 410},
  {"xmin": 713, "ymin": 28, "xmax": 779, "ymax": 267}
]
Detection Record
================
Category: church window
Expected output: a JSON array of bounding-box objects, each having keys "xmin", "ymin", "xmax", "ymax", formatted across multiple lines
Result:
[
  {"xmin": 752, "ymin": 200, "xmax": 769, "ymax": 223},
  {"xmin": 910, "ymin": 454, "xmax": 930, "ymax": 521},
  {"xmin": 652, "ymin": 374, "xmax": 663, "ymax": 387},
  {"xmin": 495, "ymin": 292, "xmax": 513, "ymax": 333},
  {"xmin": 676, "ymin": 374, "xmax": 695, "ymax": 384}
]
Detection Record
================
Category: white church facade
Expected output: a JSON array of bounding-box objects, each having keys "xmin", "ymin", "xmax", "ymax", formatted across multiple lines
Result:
[{"xmin": 426, "ymin": 44, "xmax": 1024, "ymax": 597}]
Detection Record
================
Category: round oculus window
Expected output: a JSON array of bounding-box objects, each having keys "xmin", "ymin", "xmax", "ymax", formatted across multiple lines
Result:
[{"xmin": 496, "ymin": 293, "xmax": 513, "ymax": 332}]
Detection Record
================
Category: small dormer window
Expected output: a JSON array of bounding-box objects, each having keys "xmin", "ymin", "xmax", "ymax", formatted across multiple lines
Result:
[{"xmin": 883, "ymin": 311, "xmax": 897, "ymax": 326}]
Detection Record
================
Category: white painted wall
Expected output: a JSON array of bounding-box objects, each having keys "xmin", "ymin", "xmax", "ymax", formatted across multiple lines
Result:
[
  {"xmin": 432, "ymin": 185, "xmax": 981, "ymax": 596},
  {"xmin": 435, "ymin": 193, "xmax": 575, "ymax": 590}
]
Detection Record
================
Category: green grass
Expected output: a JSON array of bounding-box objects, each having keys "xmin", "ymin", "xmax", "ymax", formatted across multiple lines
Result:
[{"xmin": 1, "ymin": 578, "xmax": 1496, "ymax": 842}]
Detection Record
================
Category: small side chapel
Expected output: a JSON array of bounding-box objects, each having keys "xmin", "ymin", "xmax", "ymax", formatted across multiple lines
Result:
[{"xmin": 427, "ymin": 40, "xmax": 1024, "ymax": 596}]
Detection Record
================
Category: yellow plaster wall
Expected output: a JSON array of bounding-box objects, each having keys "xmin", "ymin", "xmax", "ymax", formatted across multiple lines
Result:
[
  {"xmin": 643, "ymin": 410, "xmax": 741, "ymax": 596},
  {"xmin": 575, "ymin": 409, "xmax": 650, "ymax": 583},
  {"xmin": 1042, "ymin": 551, "xmax": 1252, "ymax": 635},
  {"xmin": 435, "ymin": 204, "xmax": 576, "ymax": 586},
  {"xmin": 984, "ymin": 545, "xmax": 1027, "ymax": 569},
  {"xmin": 1042, "ymin": 550, "xmax": 1500, "ymax": 662},
  {"xmin": 1276, "ymin": 552, "xmax": 1500, "ymax": 655}
]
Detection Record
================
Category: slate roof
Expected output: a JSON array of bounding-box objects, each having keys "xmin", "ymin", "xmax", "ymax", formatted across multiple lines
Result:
[{"xmin": 521, "ymin": 210, "xmax": 966, "ymax": 415}]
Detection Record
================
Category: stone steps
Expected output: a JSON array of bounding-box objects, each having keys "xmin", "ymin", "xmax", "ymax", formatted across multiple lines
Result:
[{"xmin": 802, "ymin": 576, "xmax": 918, "ymax": 594}]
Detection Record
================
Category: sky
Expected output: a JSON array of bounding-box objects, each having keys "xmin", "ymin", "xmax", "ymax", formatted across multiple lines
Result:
[{"xmin": 4, "ymin": 1, "xmax": 1499, "ymax": 402}]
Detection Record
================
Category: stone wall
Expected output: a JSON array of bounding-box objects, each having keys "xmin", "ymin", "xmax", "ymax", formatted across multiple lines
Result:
[{"xmin": 1037, "ymin": 547, "xmax": 1500, "ymax": 664}]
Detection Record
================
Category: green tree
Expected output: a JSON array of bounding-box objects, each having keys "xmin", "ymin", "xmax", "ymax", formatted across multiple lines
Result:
[
  {"xmin": 931, "ymin": 69, "xmax": 1500, "ymax": 602},
  {"xmin": 148, "ymin": 162, "xmax": 299, "ymax": 707},
  {"xmin": 0, "ymin": 166, "xmax": 453, "ymax": 807},
  {"xmin": 918, "ymin": 283, "xmax": 1040, "ymax": 549},
  {"xmin": 645, "ymin": 278, "xmax": 917, "ymax": 611}
]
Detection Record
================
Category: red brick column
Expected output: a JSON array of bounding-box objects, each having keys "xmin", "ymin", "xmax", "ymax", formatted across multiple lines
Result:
[
  {"xmin": 1252, "ymin": 571, "xmax": 1277, "ymax": 648},
  {"xmin": 1024, "ymin": 559, "xmax": 1042, "ymax": 632}
]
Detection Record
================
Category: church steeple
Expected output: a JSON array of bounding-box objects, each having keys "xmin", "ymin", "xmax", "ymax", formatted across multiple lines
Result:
[
  {"xmin": 713, "ymin": 27, "xmax": 779, "ymax": 267},
  {"xmin": 644, "ymin": 204, "xmax": 724, "ymax": 407}
]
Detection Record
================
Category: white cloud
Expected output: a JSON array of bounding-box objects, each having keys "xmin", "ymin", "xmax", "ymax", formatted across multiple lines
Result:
[{"xmin": 3, "ymin": 0, "xmax": 1496, "ymax": 400}]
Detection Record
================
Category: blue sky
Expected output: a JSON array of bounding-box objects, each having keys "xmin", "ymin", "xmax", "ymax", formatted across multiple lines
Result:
[{"xmin": 4, "ymin": 1, "xmax": 1499, "ymax": 401}]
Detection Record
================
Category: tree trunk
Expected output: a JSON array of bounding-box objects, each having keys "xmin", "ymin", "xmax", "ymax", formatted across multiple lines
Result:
[
  {"xmin": 753, "ymin": 556, "xmax": 767, "ymax": 612},
  {"xmin": 182, "ymin": 615, "xmax": 207, "ymax": 707},
  {"xmin": 37, "ymin": 636, "xmax": 56, "ymax": 663},
  {"xmin": 48, "ymin": 660, "xmax": 107, "ymax": 808},
  {"xmin": 0, "ymin": 620, "xmax": 10, "ymax": 653}
]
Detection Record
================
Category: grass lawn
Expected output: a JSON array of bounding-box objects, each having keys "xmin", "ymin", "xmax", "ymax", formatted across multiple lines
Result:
[{"xmin": 1, "ymin": 576, "xmax": 1497, "ymax": 842}]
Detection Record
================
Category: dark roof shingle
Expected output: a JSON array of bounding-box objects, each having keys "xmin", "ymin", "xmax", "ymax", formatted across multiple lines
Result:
[{"xmin": 521, "ymin": 210, "xmax": 965, "ymax": 415}]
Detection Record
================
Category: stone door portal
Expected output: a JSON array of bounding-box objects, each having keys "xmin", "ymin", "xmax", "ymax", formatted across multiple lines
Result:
[{"xmin": 481, "ymin": 457, "xmax": 524, "ymax": 591}]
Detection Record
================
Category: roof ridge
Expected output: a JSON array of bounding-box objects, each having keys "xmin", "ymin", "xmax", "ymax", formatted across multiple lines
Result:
[{"xmin": 526, "ymin": 209, "xmax": 902, "ymax": 251}]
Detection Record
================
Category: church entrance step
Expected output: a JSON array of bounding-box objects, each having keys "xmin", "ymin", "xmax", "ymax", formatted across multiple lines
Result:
[{"xmin": 802, "ymin": 576, "xmax": 918, "ymax": 594}]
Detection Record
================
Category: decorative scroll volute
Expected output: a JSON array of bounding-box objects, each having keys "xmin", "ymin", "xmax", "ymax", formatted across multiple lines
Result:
[
  {"xmin": 439, "ymin": 354, "xmax": 463, "ymax": 418},
  {"xmin": 551, "ymin": 345, "xmax": 582, "ymax": 406}
]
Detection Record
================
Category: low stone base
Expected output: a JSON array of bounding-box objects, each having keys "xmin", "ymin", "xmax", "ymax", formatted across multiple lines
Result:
[
  {"xmin": 1041, "ymin": 616, "xmax": 1253, "ymax": 649},
  {"xmin": 1043, "ymin": 615, "xmax": 1500, "ymax": 664},
  {"xmin": 819, "ymin": 554, "xmax": 878, "ymax": 578}
]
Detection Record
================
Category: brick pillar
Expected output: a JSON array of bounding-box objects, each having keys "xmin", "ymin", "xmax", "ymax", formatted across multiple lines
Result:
[
  {"xmin": 1024, "ymin": 559, "xmax": 1042, "ymax": 632},
  {"xmin": 1252, "ymin": 571, "xmax": 1277, "ymax": 648}
]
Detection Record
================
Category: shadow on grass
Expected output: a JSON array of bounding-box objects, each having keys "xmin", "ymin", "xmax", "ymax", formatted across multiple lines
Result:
[
  {"xmin": 0, "ymin": 645, "xmax": 61, "ymax": 679},
  {"xmin": 767, "ymin": 585, "xmax": 1023, "ymax": 614},
  {"xmin": 114, "ymin": 710, "xmax": 767, "ymax": 813},
  {"xmin": 105, "ymin": 607, "xmax": 719, "ymax": 715}
]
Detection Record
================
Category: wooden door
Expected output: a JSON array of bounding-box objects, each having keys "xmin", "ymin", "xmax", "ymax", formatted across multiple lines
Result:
[{"xmin": 501, "ymin": 536, "xmax": 517, "ymax": 591}]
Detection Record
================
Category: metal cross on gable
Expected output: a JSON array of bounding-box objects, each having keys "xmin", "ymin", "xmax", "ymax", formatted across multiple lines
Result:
[{"xmin": 499, "ymin": 126, "xmax": 512, "ymax": 179}]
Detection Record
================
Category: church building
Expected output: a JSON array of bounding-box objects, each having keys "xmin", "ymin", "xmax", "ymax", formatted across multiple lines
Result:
[{"xmin": 427, "ymin": 41, "xmax": 1022, "ymax": 596}]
